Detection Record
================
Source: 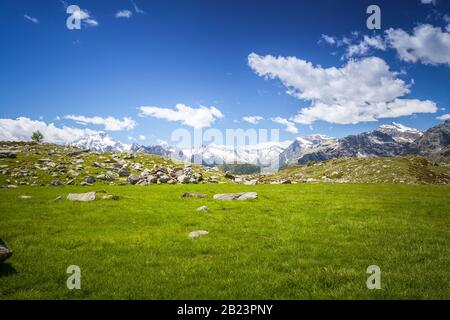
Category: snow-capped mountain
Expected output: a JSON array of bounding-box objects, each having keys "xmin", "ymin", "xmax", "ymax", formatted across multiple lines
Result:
[
  {"xmin": 182, "ymin": 141, "xmax": 292, "ymax": 169},
  {"xmin": 279, "ymin": 135, "xmax": 337, "ymax": 167},
  {"xmin": 70, "ymin": 133, "xmax": 130, "ymax": 153},
  {"xmin": 281, "ymin": 122, "xmax": 423, "ymax": 166},
  {"xmin": 130, "ymin": 143, "xmax": 187, "ymax": 161}
]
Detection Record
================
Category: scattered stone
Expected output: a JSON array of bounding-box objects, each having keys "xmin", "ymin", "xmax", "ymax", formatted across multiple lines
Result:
[
  {"xmin": 177, "ymin": 174, "xmax": 190, "ymax": 184},
  {"xmin": 0, "ymin": 239, "xmax": 13, "ymax": 263},
  {"xmin": 19, "ymin": 195, "xmax": 32, "ymax": 199},
  {"xmin": 66, "ymin": 179, "xmax": 75, "ymax": 185},
  {"xmin": 244, "ymin": 180, "xmax": 258, "ymax": 185},
  {"xmin": 127, "ymin": 174, "xmax": 142, "ymax": 185},
  {"xmin": 224, "ymin": 172, "xmax": 235, "ymax": 180},
  {"xmin": 181, "ymin": 193, "xmax": 206, "ymax": 198},
  {"xmin": 86, "ymin": 176, "xmax": 95, "ymax": 184},
  {"xmin": 213, "ymin": 192, "xmax": 258, "ymax": 201},
  {"xmin": 188, "ymin": 230, "xmax": 209, "ymax": 239},
  {"xmin": 101, "ymin": 194, "xmax": 118, "ymax": 200},
  {"xmin": 196, "ymin": 206, "xmax": 209, "ymax": 212},
  {"xmin": 51, "ymin": 180, "xmax": 63, "ymax": 187},
  {"xmin": 118, "ymin": 166, "xmax": 131, "ymax": 177},
  {"xmin": 67, "ymin": 149, "xmax": 89, "ymax": 157},
  {"xmin": 0, "ymin": 151, "xmax": 17, "ymax": 158},
  {"xmin": 80, "ymin": 182, "xmax": 93, "ymax": 186},
  {"xmin": 67, "ymin": 192, "xmax": 96, "ymax": 202}
]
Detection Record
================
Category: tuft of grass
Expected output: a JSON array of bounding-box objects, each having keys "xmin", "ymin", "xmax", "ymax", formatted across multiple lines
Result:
[{"xmin": 1, "ymin": 183, "xmax": 449, "ymax": 299}]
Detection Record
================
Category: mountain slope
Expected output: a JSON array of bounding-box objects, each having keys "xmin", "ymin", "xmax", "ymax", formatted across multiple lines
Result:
[
  {"xmin": 281, "ymin": 123, "xmax": 423, "ymax": 166},
  {"xmin": 416, "ymin": 120, "xmax": 450, "ymax": 159}
]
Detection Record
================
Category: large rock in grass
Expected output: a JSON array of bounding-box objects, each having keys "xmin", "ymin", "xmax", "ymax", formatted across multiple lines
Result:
[
  {"xmin": 67, "ymin": 192, "xmax": 96, "ymax": 202},
  {"xmin": 127, "ymin": 174, "xmax": 142, "ymax": 185},
  {"xmin": 213, "ymin": 192, "xmax": 258, "ymax": 201},
  {"xmin": 0, "ymin": 239, "xmax": 13, "ymax": 263},
  {"xmin": 188, "ymin": 230, "xmax": 209, "ymax": 239},
  {"xmin": 0, "ymin": 151, "xmax": 17, "ymax": 159}
]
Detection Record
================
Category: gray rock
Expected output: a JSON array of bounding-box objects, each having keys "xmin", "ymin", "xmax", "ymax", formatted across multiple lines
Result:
[
  {"xmin": 19, "ymin": 195, "xmax": 32, "ymax": 199},
  {"xmin": 51, "ymin": 180, "xmax": 63, "ymax": 187},
  {"xmin": 224, "ymin": 172, "xmax": 235, "ymax": 180},
  {"xmin": 196, "ymin": 206, "xmax": 209, "ymax": 212},
  {"xmin": 177, "ymin": 174, "xmax": 190, "ymax": 184},
  {"xmin": 86, "ymin": 176, "xmax": 95, "ymax": 184},
  {"xmin": 118, "ymin": 166, "xmax": 131, "ymax": 177},
  {"xmin": 213, "ymin": 192, "xmax": 258, "ymax": 201},
  {"xmin": 188, "ymin": 230, "xmax": 209, "ymax": 239},
  {"xmin": 159, "ymin": 174, "xmax": 171, "ymax": 183},
  {"xmin": 182, "ymin": 193, "xmax": 206, "ymax": 198},
  {"xmin": 67, "ymin": 192, "xmax": 96, "ymax": 202},
  {"xmin": 0, "ymin": 239, "xmax": 13, "ymax": 263},
  {"xmin": 128, "ymin": 174, "xmax": 142, "ymax": 185},
  {"xmin": 0, "ymin": 151, "xmax": 17, "ymax": 159}
]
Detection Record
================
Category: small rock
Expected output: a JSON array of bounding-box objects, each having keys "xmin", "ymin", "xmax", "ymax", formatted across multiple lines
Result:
[
  {"xmin": 128, "ymin": 174, "xmax": 142, "ymax": 185},
  {"xmin": 181, "ymin": 193, "xmax": 206, "ymax": 198},
  {"xmin": 19, "ymin": 195, "xmax": 32, "ymax": 199},
  {"xmin": 196, "ymin": 206, "xmax": 209, "ymax": 212},
  {"xmin": 188, "ymin": 230, "xmax": 209, "ymax": 239},
  {"xmin": 101, "ymin": 194, "xmax": 118, "ymax": 200},
  {"xmin": 86, "ymin": 176, "xmax": 95, "ymax": 184},
  {"xmin": 213, "ymin": 192, "xmax": 258, "ymax": 201},
  {"xmin": 51, "ymin": 180, "xmax": 63, "ymax": 187},
  {"xmin": 0, "ymin": 239, "xmax": 13, "ymax": 263},
  {"xmin": 67, "ymin": 192, "xmax": 96, "ymax": 202},
  {"xmin": 177, "ymin": 174, "xmax": 190, "ymax": 184},
  {"xmin": 0, "ymin": 151, "xmax": 17, "ymax": 159},
  {"xmin": 224, "ymin": 172, "xmax": 235, "ymax": 180}
]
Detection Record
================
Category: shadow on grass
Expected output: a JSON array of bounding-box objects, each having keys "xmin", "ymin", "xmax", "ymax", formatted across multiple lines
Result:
[{"xmin": 0, "ymin": 263, "xmax": 17, "ymax": 277}]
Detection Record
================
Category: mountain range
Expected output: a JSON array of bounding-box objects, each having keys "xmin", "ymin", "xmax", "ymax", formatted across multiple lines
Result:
[{"xmin": 70, "ymin": 120, "xmax": 450, "ymax": 168}]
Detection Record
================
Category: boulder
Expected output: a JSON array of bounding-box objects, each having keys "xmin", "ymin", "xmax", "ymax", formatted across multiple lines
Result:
[
  {"xmin": 224, "ymin": 172, "xmax": 235, "ymax": 180},
  {"xmin": 67, "ymin": 192, "xmax": 96, "ymax": 202},
  {"xmin": 182, "ymin": 193, "xmax": 206, "ymax": 198},
  {"xmin": 0, "ymin": 239, "xmax": 13, "ymax": 263},
  {"xmin": 0, "ymin": 151, "xmax": 17, "ymax": 159},
  {"xmin": 86, "ymin": 176, "xmax": 95, "ymax": 184},
  {"xmin": 118, "ymin": 167, "xmax": 131, "ymax": 177},
  {"xmin": 177, "ymin": 174, "xmax": 190, "ymax": 184},
  {"xmin": 213, "ymin": 192, "xmax": 258, "ymax": 201},
  {"xmin": 188, "ymin": 230, "xmax": 209, "ymax": 239},
  {"xmin": 159, "ymin": 174, "xmax": 171, "ymax": 183},
  {"xmin": 127, "ymin": 174, "xmax": 142, "ymax": 185}
]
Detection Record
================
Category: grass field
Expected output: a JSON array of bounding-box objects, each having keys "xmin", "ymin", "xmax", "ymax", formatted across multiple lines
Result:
[{"xmin": 0, "ymin": 184, "xmax": 449, "ymax": 299}]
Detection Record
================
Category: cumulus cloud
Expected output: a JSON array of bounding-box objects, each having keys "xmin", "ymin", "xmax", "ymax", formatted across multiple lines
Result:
[
  {"xmin": 242, "ymin": 116, "xmax": 264, "ymax": 124},
  {"xmin": 248, "ymin": 53, "xmax": 437, "ymax": 124},
  {"xmin": 437, "ymin": 114, "xmax": 450, "ymax": 120},
  {"xmin": 420, "ymin": 0, "xmax": 436, "ymax": 5},
  {"xmin": 345, "ymin": 35, "xmax": 387, "ymax": 58},
  {"xmin": 139, "ymin": 104, "xmax": 223, "ymax": 128},
  {"xmin": 24, "ymin": 14, "xmax": 39, "ymax": 24},
  {"xmin": 386, "ymin": 24, "xmax": 450, "ymax": 67},
  {"xmin": 270, "ymin": 117, "xmax": 298, "ymax": 134},
  {"xmin": 139, "ymin": 135, "xmax": 146, "ymax": 141},
  {"xmin": 0, "ymin": 117, "xmax": 97, "ymax": 144},
  {"xmin": 116, "ymin": 10, "xmax": 133, "ymax": 18},
  {"xmin": 63, "ymin": 115, "xmax": 136, "ymax": 131}
]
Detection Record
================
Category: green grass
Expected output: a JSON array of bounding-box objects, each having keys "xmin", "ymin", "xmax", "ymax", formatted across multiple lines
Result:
[{"xmin": 0, "ymin": 184, "xmax": 449, "ymax": 299}]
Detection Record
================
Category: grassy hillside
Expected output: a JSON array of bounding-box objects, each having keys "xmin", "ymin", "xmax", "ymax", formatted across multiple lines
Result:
[
  {"xmin": 252, "ymin": 156, "xmax": 450, "ymax": 185},
  {"xmin": 1, "ymin": 184, "xmax": 449, "ymax": 299},
  {"xmin": 0, "ymin": 142, "xmax": 226, "ymax": 187}
]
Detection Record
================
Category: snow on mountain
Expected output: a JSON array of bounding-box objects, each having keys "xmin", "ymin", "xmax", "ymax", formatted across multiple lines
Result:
[
  {"xmin": 70, "ymin": 133, "xmax": 130, "ymax": 153},
  {"xmin": 376, "ymin": 122, "xmax": 422, "ymax": 143},
  {"xmin": 183, "ymin": 140, "xmax": 292, "ymax": 168}
]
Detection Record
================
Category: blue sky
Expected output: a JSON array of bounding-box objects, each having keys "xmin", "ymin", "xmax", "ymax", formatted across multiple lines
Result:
[{"xmin": 0, "ymin": 0, "xmax": 449, "ymax": 146}]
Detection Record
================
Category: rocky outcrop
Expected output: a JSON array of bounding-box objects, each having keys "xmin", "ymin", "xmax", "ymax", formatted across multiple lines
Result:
[
  {"xmin": 213, "ymin": 192, "xmax": 258, "ymax": 200},
  {"xmin": 0, "ymin": 239, "xmax": 13, "ymax": 263}
]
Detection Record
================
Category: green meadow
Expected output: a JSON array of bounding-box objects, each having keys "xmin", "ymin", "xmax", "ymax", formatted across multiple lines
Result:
[{"xmin": 0, "ymin": 183, "xmax": 449, "ymax": 299}]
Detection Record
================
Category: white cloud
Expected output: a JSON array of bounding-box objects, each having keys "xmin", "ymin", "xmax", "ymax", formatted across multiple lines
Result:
[
  {"xmin": 270, "ymin": 117, "xmax": 298, "ymax": 134},
  {"xmin": 0, "ymin": 117, "xmax": 98, "ymax": 144},
  {"xmin": 116, "ymin": 10, "xmax": 133, "ymax": 19},
  {"xmin": 131, "ymin": 0, "xmax": 145, "ymax": 14},
  {"xmin": 248, "ymin": 53, "xmax": 437, "ymax": 124},
  {"xmin": 320, "ymin": 34, "xmax": 336, "ymax": 45},
  {"xmin": 345, "ymin": 35, "xmax": 387, "ymax": 58},
  {"xmin": 242, "ymin": 116, "xmax": 264, "ymax": 124},
  {"xmin": 437, "ymin": 114, "xmax": 450, "ymax": 120},
  {"xmin": 386, "ymin": 24, "xmax": 450, "ymax": 66},
  {"xmin": 64, "ymin": 115, "xmax": 136, "ymax": 131},
  {"xmin": 139, "ymin": 135, "xmax": 146, "ymax": 141},
  {"xmin": 139, "ymin": 104, "xmax": 223, "ymax": 128},
  {"xmin": 24, "ymin": 14, "xmax": 39, "ymax": 24},
  {"xmin": 420, "ymin": 0, "xmax": 436, "ymax": 5}
]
